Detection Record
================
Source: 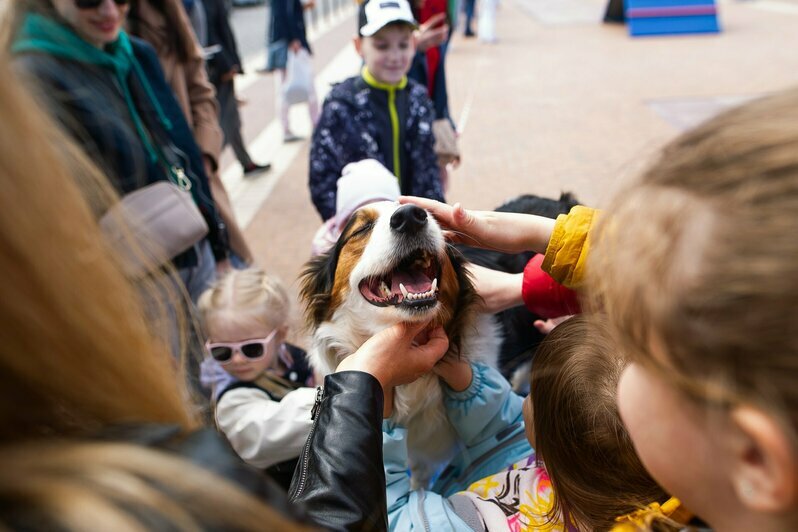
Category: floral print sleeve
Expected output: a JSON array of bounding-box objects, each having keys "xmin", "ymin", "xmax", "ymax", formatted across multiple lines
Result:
[
  {"xmin": 455, "ymin": 455, "xmax": 575, "ymax": 532},
  {"xmin": 309, "ymin": 97, "xmax": 348, "ymax": 221}
]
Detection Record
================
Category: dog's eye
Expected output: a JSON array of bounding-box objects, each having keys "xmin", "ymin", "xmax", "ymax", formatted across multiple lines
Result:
[{"xmin": 348, "ymin": 222, "xmax": 374, "ymax": 239}]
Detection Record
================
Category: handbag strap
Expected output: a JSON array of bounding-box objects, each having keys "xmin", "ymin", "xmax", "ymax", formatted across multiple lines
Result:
[{"xmin": 157, "ymin": 144, "xmax": 193, "ymax": 192}]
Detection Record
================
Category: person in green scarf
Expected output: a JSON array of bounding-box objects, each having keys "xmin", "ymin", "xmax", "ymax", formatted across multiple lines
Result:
[{"xmin": 7, "ymin": 0, "xmax": 231, "ymax": 303}]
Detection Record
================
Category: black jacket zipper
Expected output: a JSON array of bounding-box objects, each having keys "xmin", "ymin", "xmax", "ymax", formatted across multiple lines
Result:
[{"xmin": 291, "ymin": 385, "xmax": 323, "ymax": 499}]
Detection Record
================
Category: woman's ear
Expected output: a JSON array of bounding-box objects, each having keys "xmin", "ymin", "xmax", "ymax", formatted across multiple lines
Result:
[{"xmin": 730, "ymin": 405, "xmax": 798, "ymax": 512}]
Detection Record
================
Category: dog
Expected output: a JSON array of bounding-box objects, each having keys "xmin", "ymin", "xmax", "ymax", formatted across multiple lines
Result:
[{"xmin": 300, "ymin": 201, "xmax": 501, "ymax": 486}]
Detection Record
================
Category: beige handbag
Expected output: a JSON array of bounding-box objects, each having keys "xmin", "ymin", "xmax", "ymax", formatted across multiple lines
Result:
[
  {"xmin": 100, "ymin": 180, "xmax": 209, "ymax": 279},
  {"xmin": 432, "ymin": 119, "xmax": 461, "ymax": 167}
]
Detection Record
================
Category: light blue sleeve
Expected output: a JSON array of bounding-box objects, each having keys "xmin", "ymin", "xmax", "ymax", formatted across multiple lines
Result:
[
  {"xmin": 444, "ymin": 363, "xmax": 526, "ymax": 446},
  {"xmin": 432, "ymin": 363, "xmax": 533, "ymax": 496},
  {"xmin": 384, "ymin": 423, "xmax": 476, "ymax": 531}
]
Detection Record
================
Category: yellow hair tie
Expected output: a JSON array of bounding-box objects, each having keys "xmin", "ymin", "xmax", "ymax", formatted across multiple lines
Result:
[{"xmin": 610, "ymin": 497, "xmax": 681, "ymax": 531}]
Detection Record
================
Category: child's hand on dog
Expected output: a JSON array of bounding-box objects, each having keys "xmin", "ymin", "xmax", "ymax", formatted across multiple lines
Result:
[
  {"xmin": 336, "ymin": 321, "xmax": 449, "ymax": 417},
  {"xmin": 433, "ymin": 355, "xmax": 473, "ymax": 393},
  {"xmin": 467, "ymin": 263, "xmax": 524, "ymax": 314},
  {"xmin": 399, "ymin": 196, "xmax": 556, "ymax": 254}
]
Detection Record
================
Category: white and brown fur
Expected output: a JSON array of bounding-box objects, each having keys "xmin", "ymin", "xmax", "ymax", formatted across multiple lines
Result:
[{"xmin": 300, "ymin": 202, "xmax": 500, "ymax": 486}]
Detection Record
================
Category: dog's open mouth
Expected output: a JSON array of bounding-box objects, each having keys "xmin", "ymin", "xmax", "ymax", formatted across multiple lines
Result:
[{"xmin": 358, "ymin": 249, "xmax": 440, "ymax": 309}]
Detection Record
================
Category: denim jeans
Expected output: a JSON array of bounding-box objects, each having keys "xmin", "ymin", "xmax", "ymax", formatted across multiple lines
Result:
[
  {"xmin": 178, "ymin": 239, "xmax": 217, "ymax": 304},
  {"xmin": 464, "ymin": 0, "xmax": 476, "ymax": 32}
]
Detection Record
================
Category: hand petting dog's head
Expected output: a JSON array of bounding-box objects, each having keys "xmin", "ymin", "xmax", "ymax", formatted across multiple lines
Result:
[{"xmin": 300, "ymin": 202, "xmax": 479, "ymax": 368}]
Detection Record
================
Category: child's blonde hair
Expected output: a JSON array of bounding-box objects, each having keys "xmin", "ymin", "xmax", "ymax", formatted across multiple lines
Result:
[
  {"xmin": 198, "ymin": 268, "xmax": 291, "ymax": 336},
  {"xmin": 531, "ymin": 316, "xmax": 669, "ymax": 530},
  {"xmin": 591, "ymin": 88, "xmax": 798, "ymax": 437}
]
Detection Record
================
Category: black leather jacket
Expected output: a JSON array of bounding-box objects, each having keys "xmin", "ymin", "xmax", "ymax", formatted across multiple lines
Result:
[
  {"xmin": 290, "ymin": 371, "xmax": 388, "ymax": 531},
  {"xmin": 88, "ymin": 372, "xmax": 388, "ymax": 531},
  {"xmin": 5, "ymin": 372, "xmax": 387, "ymax": 530}
]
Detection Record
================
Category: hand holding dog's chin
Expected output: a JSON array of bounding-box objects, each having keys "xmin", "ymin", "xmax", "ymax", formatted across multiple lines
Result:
[{"xmin": 335, "ymin": 322, "xmax": 449, "ymax": 415}]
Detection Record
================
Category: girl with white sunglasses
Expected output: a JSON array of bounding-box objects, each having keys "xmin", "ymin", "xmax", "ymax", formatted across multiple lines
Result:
[{"xmin": 198, "ymin": 267, "xmax": 317, "ymax": 490}]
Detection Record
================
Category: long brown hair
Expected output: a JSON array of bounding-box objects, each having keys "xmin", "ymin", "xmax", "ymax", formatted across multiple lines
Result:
[
  {"xmin": 0, "ymin": 441, "xmax": 298, "ymax": 531},
  {"xmin": 0, "ymin": 61, "xmax": 193, "ymax": 439},
  {"xmin": 531, "ymin": 316, "xmax": 669, "ymax": 530},
  {"xmin": 0, "ymin": 54, "xmax": 301, "ymax": 530},
  {"xmin": 589, "ymin": 88, "xmax": 798, "ymax": 438},
  {"xmin": 127, "ymin": 0, "xmax": 199, "ymax": 64}
]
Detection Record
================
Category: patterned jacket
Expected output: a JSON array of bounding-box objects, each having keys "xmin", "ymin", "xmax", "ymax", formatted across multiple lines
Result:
[
  {"xmin": 384, "ymin": 363, "xmax": 539, "ymax": 530},
  {"xmin": 309, "ymin": 68, "xmax": 444, "ymax": 221}
]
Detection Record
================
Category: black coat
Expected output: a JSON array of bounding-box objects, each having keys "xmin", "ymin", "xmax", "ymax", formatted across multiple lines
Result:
[
  {"xmin": 290, "ymin": 371, "xmax": 388, "ymax": 530},
  {"xmin": 268, "ymin": 0, "xmax": 311, "ymax": 52},
  {"xmin": 202, "ymin": 0, "xmax": 243, "ymax": 85},
  {"xmin": 15, "ymin": 37, "xmax": 228, "ymax": 262}
]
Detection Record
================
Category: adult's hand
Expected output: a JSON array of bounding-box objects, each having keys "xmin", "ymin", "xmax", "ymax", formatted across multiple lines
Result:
[
  {"xmin": 289, "ymin": 39, "xmax": 302, "ymax": 53},
  {"xmin": 215, "ymin": 258, "xmax": 232, "ymax": 276},
  {"xmin": 399, "ymin": 196, "xmax": 556, "ymax": 254},
  {"xmin": 415, "ymin": 13, "xmax": 449, "ymax": 52},
  {"xmin": 221, "ymin": 67, "xmax": 238, "ymax": 82},
  {"xmin": 336, "ymin": 321, "xmax": 449, "ymax": 416}
]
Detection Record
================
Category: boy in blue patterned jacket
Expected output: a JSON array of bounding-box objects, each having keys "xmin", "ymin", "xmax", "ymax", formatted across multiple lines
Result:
[{"xmin": 309, "ymin": 0, "xmax": 445, "ymax": 221}]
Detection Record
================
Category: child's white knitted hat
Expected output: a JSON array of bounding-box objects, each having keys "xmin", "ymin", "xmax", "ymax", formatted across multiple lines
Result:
[{"xmin": 335, "ymin": 159, "xmax": 401, "ymax": 225}]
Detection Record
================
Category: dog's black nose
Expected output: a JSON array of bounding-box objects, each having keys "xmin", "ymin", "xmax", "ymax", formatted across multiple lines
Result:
[{"xmin": 390, "ymin": 204, "xmax": 428, "ymax": 235}]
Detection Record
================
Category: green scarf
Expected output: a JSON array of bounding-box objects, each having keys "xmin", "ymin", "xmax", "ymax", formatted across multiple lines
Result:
[{"xmin": 12, "ymin": 13, "xmax": 172, "ymax": 164}]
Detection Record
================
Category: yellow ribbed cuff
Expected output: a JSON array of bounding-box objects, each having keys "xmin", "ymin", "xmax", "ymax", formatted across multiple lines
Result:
[{"xmin": 541, "ymin": 206, "xmax": 597, "ymax": 289}]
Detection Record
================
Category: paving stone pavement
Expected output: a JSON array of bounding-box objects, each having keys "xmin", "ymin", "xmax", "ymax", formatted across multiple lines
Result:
[{"xmin": 238, "ymin": 0, "xmax": 798, "ymax": 343}]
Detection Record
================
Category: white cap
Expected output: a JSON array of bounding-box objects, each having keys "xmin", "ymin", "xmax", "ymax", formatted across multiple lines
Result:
[
  {"xmin": 334, "ymin": 159, "xmax": 400, "ymax": 226},
  {"xmin": 358, "ymin": 0, "xmax": 418, "ymax": 37}
]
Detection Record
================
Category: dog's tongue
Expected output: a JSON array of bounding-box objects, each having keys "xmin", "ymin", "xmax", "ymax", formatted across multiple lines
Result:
[{"xmin": 391, "ymin": 270, "xmax": 432, "ymax": 294}]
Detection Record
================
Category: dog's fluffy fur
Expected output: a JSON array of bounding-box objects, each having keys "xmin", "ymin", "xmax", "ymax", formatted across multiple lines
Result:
[{"xmin": 300, "ymin": 202, "xmax": 500, "ymax": 485}]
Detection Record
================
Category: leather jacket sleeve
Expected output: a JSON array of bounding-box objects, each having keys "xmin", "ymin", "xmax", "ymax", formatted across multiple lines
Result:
[{"xmin": 288, "ymin": 371, "xmax": 387, "ymax": 531}]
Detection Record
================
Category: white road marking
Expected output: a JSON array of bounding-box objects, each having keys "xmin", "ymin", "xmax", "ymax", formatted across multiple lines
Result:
[
  {"xmin": 236, "ymin": 4, "xmax": 357, "ymax": 93},
  {"xmin": 222, "ymin": 43, "xmax": 360, "ymax": 227},
  {"xmin": 746, "ymin": 0, "xmax": 798, "ymax": 15}
]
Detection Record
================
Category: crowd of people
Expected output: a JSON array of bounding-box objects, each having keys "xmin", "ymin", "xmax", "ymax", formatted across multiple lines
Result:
[{"xmin": 0, "ymin": 0, "xmax": 797, "ymax": 531}]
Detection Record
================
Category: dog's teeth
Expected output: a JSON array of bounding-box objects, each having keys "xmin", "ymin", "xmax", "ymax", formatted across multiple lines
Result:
[
  {"xmin": 399, "ymin": 283, "xmax": 409, "ymax": 299},
  {"xmin": 380, "ymin": 281, "xmax": 391, "ymax": 297},
  {"xmin": 431, "ymin": 278, "xmax": 438, "ymax": 293}
]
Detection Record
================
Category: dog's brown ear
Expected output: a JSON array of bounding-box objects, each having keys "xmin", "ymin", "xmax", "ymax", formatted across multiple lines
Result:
[
  {"xmin": 300, "ymin": 214, "xmax": 363, "ymax": 328},
  {"xmin": 444, "ymin": 245, "xmax": 482, "ymax": 358},
  {"xmin": 299, "ymin": 249, "xmax": 338, "ymax": 329}
]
